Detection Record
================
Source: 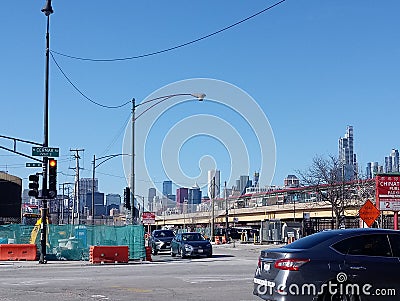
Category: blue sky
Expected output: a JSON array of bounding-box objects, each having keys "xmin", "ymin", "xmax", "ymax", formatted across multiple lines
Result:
[{"xmin": 1, "ymin": 1, "xmax": 400, "ymax": 204}]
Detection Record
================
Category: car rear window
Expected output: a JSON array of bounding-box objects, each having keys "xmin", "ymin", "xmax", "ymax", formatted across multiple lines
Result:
[
  {"xmin": 182, "ymin": 233, "xmax": 204, "ymax": 241},
  {"xmin": 285, "ymin": 231, "xmax": 339, "ymax": 249},
  {"xmin": 154, "ymin": 230, "xmax": 175, "ymax": 237}
]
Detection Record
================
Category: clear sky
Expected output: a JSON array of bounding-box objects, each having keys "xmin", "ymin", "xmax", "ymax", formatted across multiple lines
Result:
[{"xmin": 1, "ymin": 1, "xmax": 400, "ymax": 206}]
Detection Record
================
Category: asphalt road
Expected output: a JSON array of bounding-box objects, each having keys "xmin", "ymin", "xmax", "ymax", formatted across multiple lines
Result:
[{"xmin": 0, "ymin": 242, "xmax": 282, "ymax": 301}]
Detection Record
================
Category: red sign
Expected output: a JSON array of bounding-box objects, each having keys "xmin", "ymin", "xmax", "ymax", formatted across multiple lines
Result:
[
  {"xmin": 142, "ymin": 212, "xmax": 156, "ymax": 225},
  {"xmin": 376, "ymin": 175, "xmax": 400, "ymax": 201},
  {"xmin": 359, "ymin": 199, "xmax": 380, "ymax": 227}
]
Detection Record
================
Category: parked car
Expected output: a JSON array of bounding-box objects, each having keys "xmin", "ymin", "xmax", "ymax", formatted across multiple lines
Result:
[
  {"xmin": 150, "ymin": 229, "xmax": 175, "ymax": 255},
  {"xmin": 171, "ymin": 232, "xmax": 212, "ymax": 258},
  {"xmin": 253, "ymin": 228, "xmax": 400, "ymax": 301}
]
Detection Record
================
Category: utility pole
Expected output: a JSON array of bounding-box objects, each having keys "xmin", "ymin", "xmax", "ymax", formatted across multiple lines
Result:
[
  {"xmin": 224, "ymin": 181, "xmax": 229, "ymax": 242},
  {"xmin": 131, "ymin": 98, "xmax": 136, "ymax": 225},
  {"xmin": 70, "ymin": 149, "xmax": 84, "ymax": 225},
  {"xmin": 211, "ymin": 176, "xmax": 215, "ymax": 241}
]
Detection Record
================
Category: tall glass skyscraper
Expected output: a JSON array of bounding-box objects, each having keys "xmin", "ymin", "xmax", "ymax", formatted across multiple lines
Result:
[
  {"xmin": 162, "ymin": 180, "xmax": 172, "ymax": 197},
  {"xmin": 384, "ymin": 149, "xmax": 399, "ymax": 173},
  {"xmin": 338, "ymin": 125, "xmax": 357, "ymax": 181}
]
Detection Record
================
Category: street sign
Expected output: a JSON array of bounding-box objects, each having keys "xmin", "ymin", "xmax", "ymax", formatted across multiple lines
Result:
[
  {"xmin": 142, "ymin": 212, "xmax": 156, "ymax": 225},
  {"xmin": 380, "ymin": 200, "xmax": 400, "ymax": 211},
  {"xmin": 376, "ymin": 175, "xmax": 400, "ymax": 202},
  {"xmin": 26, "ymin": 162, "xmax": 42, "ymax": 167},
  {"xmin": 32, "ymin": 147, "xmax": 59, "ymax": 157},
  {"xmin": 359, "ymin": 199, "xmax": 380, "ymax": 227}
]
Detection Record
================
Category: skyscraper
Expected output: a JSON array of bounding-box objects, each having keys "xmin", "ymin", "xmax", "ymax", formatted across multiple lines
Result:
[
  {"xmin": 147, "ymin": 188, "xmax": 156, "ymax": 212},
  {"xmin": 385, "ymin": 149, "xmax": 400, "ymax": 173},
  {"xmin": 207, "ymin": 169, "xmax": 220, "ymax": 198},
  {"xmin": 188, "ymin": 183, "xmax": 202, "ymax": 213},
  {"xmin": 162, "ymin": 180, "xmax": 172, "ymax": 197},
  {"xmin": 338, "ymin": 125, "xmax": 357, "ymax": 181},
  {"xmin": 176, "ymin": 187, "xmax": 189, "ymax": 213}
]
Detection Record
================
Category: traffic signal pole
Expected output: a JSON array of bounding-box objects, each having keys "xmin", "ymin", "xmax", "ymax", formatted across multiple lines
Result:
[{"xmin": 39, "ymin": 0, "xmax": 53, "ymax": 264}]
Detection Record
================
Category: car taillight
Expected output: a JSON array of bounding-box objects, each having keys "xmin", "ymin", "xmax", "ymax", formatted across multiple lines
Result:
[
  {"xmin": 258, "ymin": 256, "xmax": 261, "ymax": 268},
  {"xmin": 274, "ymin": 258, "xmax": 310, "ymax": 271}
]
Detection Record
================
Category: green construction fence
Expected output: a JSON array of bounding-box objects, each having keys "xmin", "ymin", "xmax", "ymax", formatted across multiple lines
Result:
[{"xmin": 0, "ymin": 224, "xmax": 145, "ymax": 261}]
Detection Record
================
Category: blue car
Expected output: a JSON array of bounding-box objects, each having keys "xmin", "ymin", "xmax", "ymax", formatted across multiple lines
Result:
[
  {"xmin": 171, "ymin": 232, "xmax": 212, "ymax": 258},
  {"xmin": 253, "ymin": 228, "xmax": 400, "ymax": 301}
]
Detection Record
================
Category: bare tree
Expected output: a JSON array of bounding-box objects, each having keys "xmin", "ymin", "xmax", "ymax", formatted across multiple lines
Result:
[
  {"xmin": 297, "ymin": 155, "xmax": 346, "ymax": 229},
  {"xmin": 297, "ymin": 155, "xmax": 375, "ymax": 229}
]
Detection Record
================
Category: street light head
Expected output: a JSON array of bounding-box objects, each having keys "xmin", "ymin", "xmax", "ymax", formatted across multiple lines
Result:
[
  {"xmin": 41, "ymin": 0, "xmax": 54, "ymax": 16},
  {"xmin": 191, "ymin": 93, "xmax": 206, "ymax": 101}
]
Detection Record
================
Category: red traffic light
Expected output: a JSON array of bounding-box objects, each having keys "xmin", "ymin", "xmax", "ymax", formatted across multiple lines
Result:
[
  {"xmin": 48, "ymin": 158, "xmax": 57, "ymax": 198},
  {"xmin": 49, "ymin": 159, "xmax": 57, "ymax": 167}
]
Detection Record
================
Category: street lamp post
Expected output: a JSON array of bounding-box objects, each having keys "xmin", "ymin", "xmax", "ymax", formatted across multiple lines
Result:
[
  {"xmin": 39, "ymin": 0, "xmax": 53, "ymax": 264},
  {"xmin": 130, "ymin": 93, "xmax": 205, "ymax": 224}
]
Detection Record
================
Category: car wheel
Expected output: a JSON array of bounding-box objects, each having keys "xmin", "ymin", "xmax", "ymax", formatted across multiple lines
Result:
[
  {"xmin": 179, "ymin": 248, "xmax": 187, "ymax": 259},
  {"xmin": 207, "ymin": 251, "xmax": 212, "ymax": 258},
  {"xmin": 152, "ymin": 247, "xmax": 158, "ymax": 255}
]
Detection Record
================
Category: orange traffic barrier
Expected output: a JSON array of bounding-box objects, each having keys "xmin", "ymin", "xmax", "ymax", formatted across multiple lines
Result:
[
  {"xmin": 145, "ymin": 246, "xmax": 152, "ymax": 261},
  {"xmin": 0, "ymin": 244, "xmax": 37, "ymax": 261},
  {"xmin": 214, "ymin": 236, "xmax": 220, "ymax": 245},
  {"xmin": 89, "ymin": 246, "xmax": 129, "ymax": 264},
  {"xmin": 287, "ymin": 237, "xmax": 295, "ymax": 244},
  {"xmin": 221, "ymin": 236, "xmax": 227, "ymax": 244}
]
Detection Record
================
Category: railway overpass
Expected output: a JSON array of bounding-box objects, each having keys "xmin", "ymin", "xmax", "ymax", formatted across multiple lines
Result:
[{"xmin": 154, "ymin": 201, "xmax": 361, "ymax": 229}]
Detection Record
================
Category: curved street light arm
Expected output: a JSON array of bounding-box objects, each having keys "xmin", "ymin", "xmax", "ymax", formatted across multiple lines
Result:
[
  {"xmin": 94, "ymin": 153, "xmax": 131, "ymax": 169},
  {"xmin": 134, "ymin": 93, "xmax": 205, "ymax": 109}
]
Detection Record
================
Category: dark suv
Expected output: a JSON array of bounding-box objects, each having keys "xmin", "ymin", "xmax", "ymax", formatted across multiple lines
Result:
[{"xmin": 150, "ymin": 229, "xmax": 175, "ymax": 255}]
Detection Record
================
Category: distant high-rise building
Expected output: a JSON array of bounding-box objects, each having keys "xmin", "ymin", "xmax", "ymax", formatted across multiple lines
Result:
[
  {"xmin": 106, "ymin": 194, "xmax": 120, "ymax": 207},
  {"xmin": 148, "ymin": 188, "xmax": 156, "ymax": 211},
  {"xmin": 79, "ymin": 178, "xmax": 99, "ymax": 214},
  {"xmin": 176, "ymin": 187, "xmax": 189, "ymax": 213},
  {"xmin": 85, "ymin": 192, "xmax": 105, "ymax": 217},
  {"xmin": 105, "ymin": 194, "xmax": 121, "ymax": 215},
  {"xmin": 207, "ymin": 169, "xmax": 220, "ymax": 198},
  {"xmin": 79, "ymin": 178, "xmax": 98, "ymax": 194},
  {"xmin": 338, "ymin": 125, "xmax": 357, "ymax": 181},
  {"xmin": 366, "ymin": 162, "xmax": 372, "ymax": 179},
  {"xmin": 239, "ymin": 175, "xmax": 251, "ymax": 194},
  {"xmin": 385, "ymin": 149, "xmax": 400, "ymax": 173},
  {"xmin": 176, "ymin": 188, "xmax": 189, "ymax": 204},
  {"xmin": 391, "ymin": 149, "xmax": 400, "ymax": 172},
  {"xmin": 162, "ymin": 180, "xmax": 172, "ymax": 197},
  {"xmin": 188, "ymin": 183, "xmax": 202, "ymax": 213}
]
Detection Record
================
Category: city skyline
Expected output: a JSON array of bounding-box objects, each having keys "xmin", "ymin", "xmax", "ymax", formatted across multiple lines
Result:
[{"xmin": 1, "ymin": 1, "xmax": 400, "ymax": 199}]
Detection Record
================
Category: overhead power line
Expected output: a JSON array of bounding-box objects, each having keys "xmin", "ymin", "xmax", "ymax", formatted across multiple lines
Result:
[
  {"xmin": 50, "ymin": 1, "xmax": 286, "ymax": 62},
  {"xmin": 50, "ymin": 52, "xmax": 131, "ymax": 109}
]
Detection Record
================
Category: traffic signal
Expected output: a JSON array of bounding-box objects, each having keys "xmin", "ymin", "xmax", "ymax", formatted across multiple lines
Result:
[
  {"xmin": 48, "ymin": 158, "xmax": 57, "ymax": 198},
  {"xmin": 124, "ymin": 187, "xmax": 131, "ymax": 210},
  {"xmin": 28, "ymin": 174, "xmax": 39, "ymax": 198}
]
